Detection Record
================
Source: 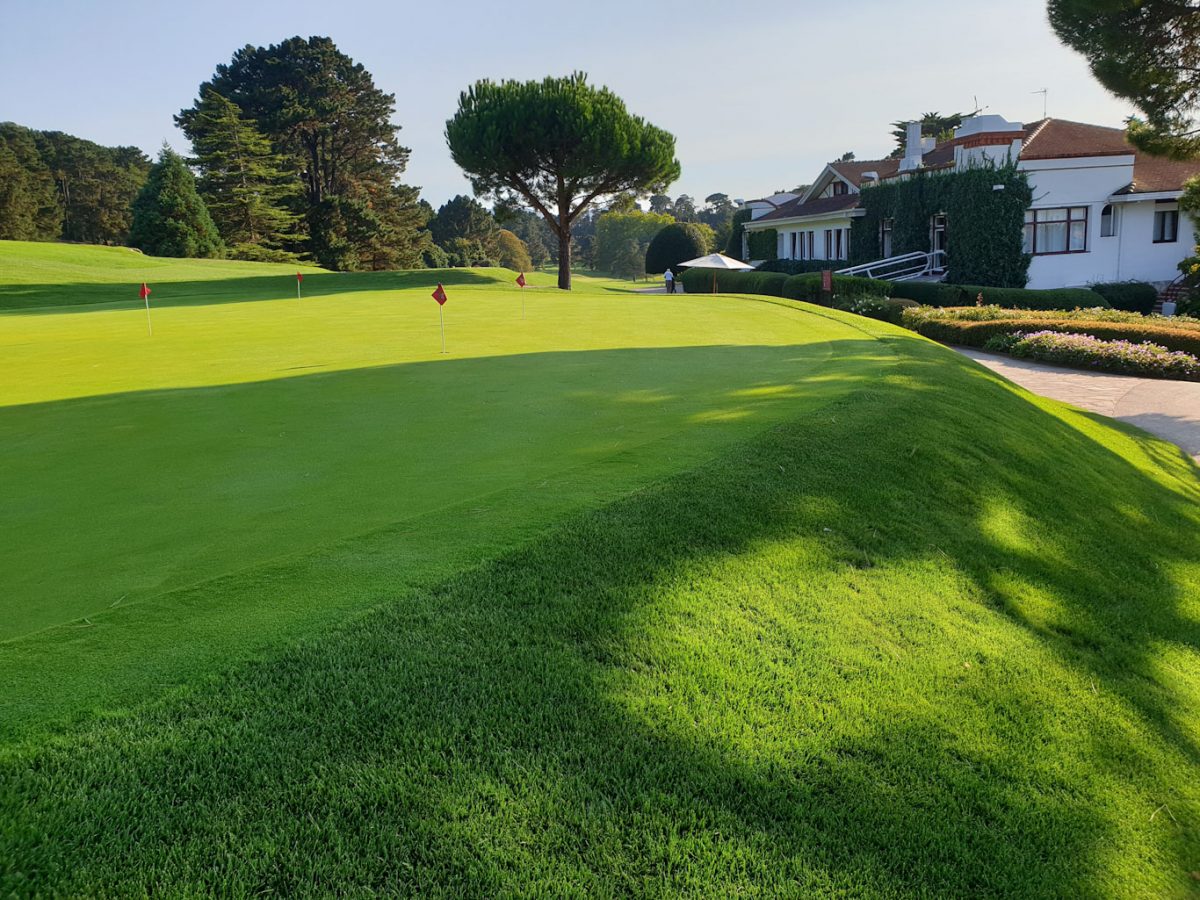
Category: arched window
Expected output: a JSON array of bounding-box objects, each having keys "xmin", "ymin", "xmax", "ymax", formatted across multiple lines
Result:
[{"xmin": 1100, "ymin": 204, "xmax": 1117, "ymax": 238}]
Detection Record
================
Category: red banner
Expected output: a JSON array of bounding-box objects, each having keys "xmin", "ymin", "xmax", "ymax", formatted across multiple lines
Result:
[
  {"xmin": 139, "ymin": 283, "xmax": 151, "ymax": 300},
  {"xmin": 516, "ymin": 273, "xmax": 526, "ymax": 288},
  {"xmin": 432, "ymin": 283, "xmax": 448, "ymax": 305}
]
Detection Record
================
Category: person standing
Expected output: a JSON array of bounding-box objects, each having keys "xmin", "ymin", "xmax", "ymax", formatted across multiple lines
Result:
[{"xmin": 664, "ymin": 268, "xmax": 675, "ymax": 294}]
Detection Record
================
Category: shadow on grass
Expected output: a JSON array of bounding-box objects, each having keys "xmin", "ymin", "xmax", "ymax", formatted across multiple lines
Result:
[
  {"xmin": 1, "ymin": 336, "xmax": 1197, "ymax": 894},
  {"xmin": 0, "ymin": 268, "xmax": 505, "ymax": 314}
]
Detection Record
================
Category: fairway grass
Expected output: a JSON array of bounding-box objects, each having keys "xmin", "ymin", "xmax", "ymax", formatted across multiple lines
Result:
[{"xmin": 1, "ymin": 243, "xmax": 1199, "ymax": 895}]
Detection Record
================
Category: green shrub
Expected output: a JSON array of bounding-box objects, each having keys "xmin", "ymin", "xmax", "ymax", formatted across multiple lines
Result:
[
  {"xmin": 783, "ymin": 273, "xmax": 889, "ymax": 305},
  {"xmin": 746, "ymin": 228, "xmax": 777, "ymax": 260},
  {"xmin": 949, "ymin": 284, "xmax": 1108, "ymax": 310},
  {"xmin": 835, "ymin": 296, "xmax": 917, "ymax": 325},
  {"xmin": 724, "ymin": 208, "xmax": 752, "ymax": 260},
  {"xmin": 645, "ymin": 222, "xmax": 712, "ymax": 274},
  {"xmin": 885, "ymin": 280, "xmax": 964, "ymax": 306},
  {"xmin": 1088, "ymin": 281, "xmax": 1158, "ymax": 314},
  {"xmin": 739, "ymin": 271, "xmax": 789, "ymax": 296}
]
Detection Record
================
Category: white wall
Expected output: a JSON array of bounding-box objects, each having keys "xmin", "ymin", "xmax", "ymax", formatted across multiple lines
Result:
[
  {"xmin": 767, "ymin": 216, "xmax": 855, "ymax": 261},
  {"xmin": 1018, "ymin": 156, "xmax": 1192, "ymax": 288}
]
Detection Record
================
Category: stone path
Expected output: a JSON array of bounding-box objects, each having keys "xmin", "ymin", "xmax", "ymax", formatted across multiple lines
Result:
[{"xmin": 957, "ymin": 348, "xmax": 1200, "ymax": 462}]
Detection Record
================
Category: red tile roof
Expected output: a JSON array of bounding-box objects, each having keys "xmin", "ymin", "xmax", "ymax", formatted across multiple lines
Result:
[{"xmin": 1019, "ymin": 118, "xmax": 1132, "ymax": 159}]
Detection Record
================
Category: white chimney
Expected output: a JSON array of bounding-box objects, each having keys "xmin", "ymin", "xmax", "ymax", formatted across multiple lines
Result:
[{"xmin": 900, "ymin": 121, "xmax": 924, "ymax": 172}]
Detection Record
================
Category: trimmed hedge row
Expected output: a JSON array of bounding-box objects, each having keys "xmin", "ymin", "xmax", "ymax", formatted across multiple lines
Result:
[
  {"xmin": 678, "ymin": 267, "xmax": 789, "ymax": 296},
  {"xmin": 903, "ymin": 313, "xmax": 1200, "ymax": 357},
  {"xmin": 781, "ymin": 273, "xmax": 889, "ymax": 303},
  {"xmin": 984, "ymin": 330, "xmax": 1200, "ymax": 381},
  {"xmin": 1088, "ymin": 281, "xmax": 1158, "ymax": 314},
  {"xmin": 757, "ymin": 259, "xmax": 842, "ymax": 275},
  {"xmin": 886, "ymin": 280, "xmax": 1109, "ymax": 310}
]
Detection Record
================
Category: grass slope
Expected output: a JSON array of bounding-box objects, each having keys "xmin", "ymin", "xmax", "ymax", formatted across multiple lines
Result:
[{"xmin": 1, "ymin": 243, "xmax": 1198, "ymax": 895}]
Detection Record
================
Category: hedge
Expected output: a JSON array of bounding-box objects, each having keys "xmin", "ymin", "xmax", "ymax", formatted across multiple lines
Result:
[
  {"xmin": 645, "ymin": 222, "xmax": 711, "ymax": 274},
  {"xmin": 886, "ymin": 281, "xmax": 1109, "ymax": 310},
  {"xmin": 677, "ymin": 267, "xmax": 788, "ymax": 296},
  {"xmin": 836, "ymin": 297, "xmax": 918, "ymax": 325},
  {"xmin": 783, "ymin": 273, "xmax": 889, "ymax": 304},
  {"xmin": 1088, "ymin": 281, "xmax": 1158, "ymax": 314},
  {"xmin": 902, "ymin": 312, "xmax": 1200, "ymax": 357},
  {"xmin": 746, "ymin": 229, "xmax": 777, "ymax": 260}
]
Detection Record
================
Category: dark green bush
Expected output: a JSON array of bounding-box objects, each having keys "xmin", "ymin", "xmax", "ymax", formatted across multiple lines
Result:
[
  {"xmin": 1088, "ymin": 281, "xmax": 1158, "ymax": 314},
  {"xmin": 783, "ymin": 273, "xmax": 889, "ymax": 304},
  {"xmin": 739, "ymin": 271, "xmax": 790, "ymax": 296},
  {"xmin": 645, "ymin": 222, "xmax": 712, "ymax": 274},
  {"xmin": 948, "ymin": 284, "xmax": 1108, "ymax": 310},
  {"xmin": 746, "ymin": 228, "xmax": 777, "ymax": 260},
  {"xmin": 885, "ymin": 280, "xmax": 964, "ymax": 306}
]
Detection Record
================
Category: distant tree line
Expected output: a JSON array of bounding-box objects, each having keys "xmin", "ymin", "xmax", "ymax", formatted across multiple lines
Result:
[{"xmin": 0, "ymin": 123, "xmax": 150, "ymax": 244}]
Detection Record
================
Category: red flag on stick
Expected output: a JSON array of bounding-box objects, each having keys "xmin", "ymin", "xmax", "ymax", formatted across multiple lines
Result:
[
  {"xmin": 139, "ymin": 283, "xmax": 153, "ymax": 336},
  {"xmin": 516, "ymin": 273, "xmax": 526, "ymax": 288},
  {"xmin": 432, "ymin": 283, "xmax": 448, "ymax": 353},
  {"xmin": 296, "ymin": 271, "xmax": 303, "ymax": 299}
]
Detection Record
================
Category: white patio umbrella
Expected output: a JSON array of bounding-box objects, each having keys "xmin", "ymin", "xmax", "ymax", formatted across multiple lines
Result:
[{"xmin": 676, "ymin": 253, "xmax": 755, "ymax": 293}]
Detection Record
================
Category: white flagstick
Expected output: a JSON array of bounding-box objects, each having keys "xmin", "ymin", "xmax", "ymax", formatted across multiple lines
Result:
[
  {"xmin": 522, "ymin": 286, "xmax": 526, "ymax": 320},
  {"xmin": 439, "ymin": 303, "xmax": 446, "ymax": 354},
  {"xmin": 144, "ymin": 294, "xmax": 152, "ymax": 336},
  {"xmin": 297, "ymin": 274, "xmax": 302, "ymax": 300}
]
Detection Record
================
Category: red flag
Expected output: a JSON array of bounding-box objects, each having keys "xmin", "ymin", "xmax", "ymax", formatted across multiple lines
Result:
[
  {"xmin": 432, "ymin": 283, "xmax": 448, "ymax": 305},
  {"xmin": 296, "ymin": 272, "xmax": 303, "ymax": 283},
  {"xmin": 139, "ymin": 283, "xmax": 151, "ymax": 300},
  {"xmin": 516, "ymin": 273, "xmax": 526, "ymax": 288}
]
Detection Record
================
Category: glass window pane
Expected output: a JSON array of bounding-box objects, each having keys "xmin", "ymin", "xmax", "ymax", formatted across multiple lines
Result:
[
  {"xmin": 1070, "ymin": 220, "xmax": 1086, "ymax": 251},
  {"xmin": 1041, "ymin": 208, "xmax": 1067, "ymax": 222},
  {"xmin": 1023, "ymin": 224, "xmax": 1034, "ymax": 254},
  {"xmin": 1025, "ymin": 210, "xmax": 1034, "ymax": 224},
  {"xmin": 1038, "ymin": 222, "xmax": 1068, "ymax": 253},
  {"xmin": 1070, "ymin": 207, "xmax": 1087, "ymax": 218}
]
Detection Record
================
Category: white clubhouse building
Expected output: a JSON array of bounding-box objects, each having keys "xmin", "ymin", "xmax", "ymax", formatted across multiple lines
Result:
[{"xmin": 742, "ymin": 115, "xmax": 1200, "ymax": 289}]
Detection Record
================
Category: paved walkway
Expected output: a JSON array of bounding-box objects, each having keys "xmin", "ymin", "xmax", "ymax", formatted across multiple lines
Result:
[{"xmin": 958, "ymin": 348, "xmax": 1200, "ymax": 462}]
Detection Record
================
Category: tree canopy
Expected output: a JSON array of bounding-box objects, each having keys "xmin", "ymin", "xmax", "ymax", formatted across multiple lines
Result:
[
  {"xmin": 593, "ymin": 208, "xmax": 674, "ymax": 274},
  {"xmin": 1049, "ymin": 0, "xmax": 1200, "ymax": 158},
  {"xmin": 645, "ymin": 221, "xmax": 714, "ymax": 274},
  {"xmin": 445, "ymin": 72, "xmax": 680, "ymax": 289}
]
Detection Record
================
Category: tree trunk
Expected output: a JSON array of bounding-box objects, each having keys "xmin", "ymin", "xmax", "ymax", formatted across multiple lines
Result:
[{"xmin": 557, "ymin": 222, "xmax": 572, "ymax": 290}]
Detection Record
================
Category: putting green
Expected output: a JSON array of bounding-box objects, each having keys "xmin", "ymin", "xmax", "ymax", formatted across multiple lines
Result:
[{"xmin": 0, "ymin": 244, "xmax": 888, "ymax": 733}]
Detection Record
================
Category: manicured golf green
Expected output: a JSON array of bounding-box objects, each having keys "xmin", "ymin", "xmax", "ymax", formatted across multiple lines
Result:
[{"xmin": 1, "ymin": 241, "xmax": 1198, "ymax": 895}]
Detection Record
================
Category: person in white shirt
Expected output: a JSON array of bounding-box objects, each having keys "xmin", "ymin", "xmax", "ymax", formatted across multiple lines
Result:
[{"xmin": 664, "ymin": 268, "xmax": 675, "ymax": 293}]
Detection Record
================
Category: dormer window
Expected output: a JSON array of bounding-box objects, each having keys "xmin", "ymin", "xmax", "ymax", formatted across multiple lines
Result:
[{"xmin": 832, "ymin": 181, "xmax": 848, "ymax": 196}]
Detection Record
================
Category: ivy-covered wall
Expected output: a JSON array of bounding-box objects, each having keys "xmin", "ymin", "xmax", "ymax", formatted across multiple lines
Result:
[
  {"xmin": 746, "ymin": 228, "xmax": 777, "ymax": 260},
  {"xmin": 850, "ymin": 163, "xmax": 1033, "ymax": 287}
]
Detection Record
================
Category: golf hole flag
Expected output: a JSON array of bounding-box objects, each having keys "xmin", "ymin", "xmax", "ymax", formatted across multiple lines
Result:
[
  {"xmin": 516, "ymin": 273, "xmax": 526, "ymax": 288},
  {"xmin": 139, "ymin": 283, "xmax": 153, "ymax": 335},
  {"xmin": 432, "ymin": 283, "xmax": 448, "ymax": 353},
  {"xmin": 296, "ymin": 271, "xmax": 303, "ymax": 299}
]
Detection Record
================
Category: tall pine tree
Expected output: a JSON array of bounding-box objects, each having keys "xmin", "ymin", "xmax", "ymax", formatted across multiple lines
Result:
[
  {"xmin": 0, "ymin": 125, "xmax": 61, "ymax": 240},
  {"xmin": 189, "ymin": 90, "xmax": 301, "ymax": 262},
  {"xmin": 129, "ymin": 147, "xmax": 224, "ymax": 258},
  {"xmin": 178, "ymin": 37, "xmax": 421, "ymax": 270}
]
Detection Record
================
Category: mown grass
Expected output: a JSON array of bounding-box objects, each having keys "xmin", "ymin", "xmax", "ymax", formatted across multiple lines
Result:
[{"xmin": 1, "ymin": 243, "xmax": 1198, "ymax": 895}]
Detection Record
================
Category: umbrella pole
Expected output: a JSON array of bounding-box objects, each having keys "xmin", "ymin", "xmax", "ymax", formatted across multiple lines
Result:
[{"xmin": 712, "ymin": 271, "xmax": 717, "ymax": 294}]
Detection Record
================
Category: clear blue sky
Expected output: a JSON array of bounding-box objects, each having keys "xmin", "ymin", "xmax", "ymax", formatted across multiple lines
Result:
[{"xmin": 1, "ymin": 0, "xmax": 1132, "ymax": 208}]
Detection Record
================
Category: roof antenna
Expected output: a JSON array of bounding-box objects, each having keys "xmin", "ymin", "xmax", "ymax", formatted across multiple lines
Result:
[{"xmin": 1032, "ymin": 88, "xmax": 1048, "ymax": 120}]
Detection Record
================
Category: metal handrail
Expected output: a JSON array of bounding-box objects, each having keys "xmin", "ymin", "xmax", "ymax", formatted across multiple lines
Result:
[{"xmin": 835, "ymin": 250, "xmax": 945, "ymax": 281}]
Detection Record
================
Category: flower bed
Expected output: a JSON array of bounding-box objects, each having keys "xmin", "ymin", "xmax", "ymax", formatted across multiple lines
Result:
[
  {"xmin": 902, "ymin": 306, "xmax": 1200, "ymax": 357},
  {"xmin": 982, "ymin": 330, "xmax": 1200, "ymax": 381}
]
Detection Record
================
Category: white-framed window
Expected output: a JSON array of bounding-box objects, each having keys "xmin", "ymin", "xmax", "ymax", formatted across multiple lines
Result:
[
  {"xmin": 834, "ymin": 229, "xmax": 843, "ymax": 260},
  {"xmin": 881, "ymin": 218, "xmax": 893, "ymax": 257},
  {"xmin": 791, "ymin": 232, "xmax": 798, "ymax": 259},
  {"xmin": 1100, "ymin": 204, "xmax": 1117, "ymax": 238},
  {"xmin": 1154, "ymin": 208, "xmax": 1179, "ymax": 243},
  {"xmin": 808, "ymin": 231, "xmax": 815, "ymax": 259},
  {"xmin": 824, "ymin": 229, "xmax": 833, "ymax": 259},
  {"xmin": 1023, "ymin": 207, "xmax": 1088, "ymax": 255}
]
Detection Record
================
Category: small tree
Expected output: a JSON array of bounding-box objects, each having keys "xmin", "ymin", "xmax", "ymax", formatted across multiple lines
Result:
[
  {"xmin": 612, "ymin": 239, "xmax": 645, "ymax": 281},
  {"xmin": 645, "ymin": 222, "xmax": 713, "ymax": 274},
  {"xmin": 496, "ymin": 229, "xmax": 532, "ymax": 271},
  {"xmin": 129, "ymin": 147, "xmax": 223, "ymax": 258},
  {"xmin": 446, "ymin": 73, "xmax": 680, "ymax": 290},
  {"xmin": 593, "ymin": 208, "xmax": 673, "ymax": 273}
]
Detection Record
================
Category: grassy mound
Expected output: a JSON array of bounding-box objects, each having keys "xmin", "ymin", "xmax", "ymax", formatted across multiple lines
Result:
[{"xmin": 1, "ymin": 243, "xmax": 1197, "ymax": 895}]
